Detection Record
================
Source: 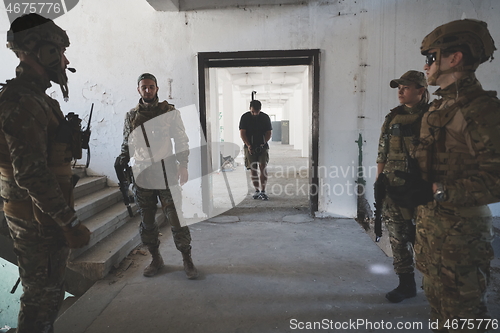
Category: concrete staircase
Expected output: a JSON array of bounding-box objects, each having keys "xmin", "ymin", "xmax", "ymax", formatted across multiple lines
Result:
[
  {"xmin": 0, "ymin": 167, "xmax": 165, "ymax": 296},
  {"xmin": 65, "ymin": 167, "xmax": 164, "ymax": 296}
]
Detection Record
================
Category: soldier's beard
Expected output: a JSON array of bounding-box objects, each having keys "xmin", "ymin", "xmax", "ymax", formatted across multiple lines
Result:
[
  {"xmin": 47, "ymin": 67, "xmax": 69, "ymax": 100},
  {"xmin": 142, "ymin": 95, "xmax": 158, "ymax": 104}
]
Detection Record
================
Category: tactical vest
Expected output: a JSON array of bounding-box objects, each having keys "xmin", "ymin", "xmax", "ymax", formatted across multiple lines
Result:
[
  {"xmin": 414, "ymin": 91, "xmax": 492, "ymax": 183},
  {"xmin": 130, "ymin": 101, "xmax": 175, "ymax": 130},
  {"xmin": 0, "ymin": 81, "xmax": 74, "ymax": 202},
  {"xmin": 128, "ymin": 101, "xmax": 178, "ymax": 185},
  {"xmin": 386, "ymin": 105, "xmax": 426, "ymax": 162},
  {"xmin": 382, "ymin": 105, "xmax": 427, "ymax": 220},
  {"xmin": 382, "ymin": 104, "xmax": 427, "ymax": 186}
]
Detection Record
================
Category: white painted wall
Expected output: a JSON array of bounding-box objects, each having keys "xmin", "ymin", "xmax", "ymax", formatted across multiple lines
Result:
[
  {"xmin": 283, "ymin": 84, "xmax": 306, "ymax": 151},
  {"xmin": 1, "ymin": 0, "xmax": 500, "ymax": 217}
]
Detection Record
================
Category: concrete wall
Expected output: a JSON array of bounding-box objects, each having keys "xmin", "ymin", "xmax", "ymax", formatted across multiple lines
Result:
[{"xmin": 1, "ymin": 0, "xmax": 500, "ymax": 217}]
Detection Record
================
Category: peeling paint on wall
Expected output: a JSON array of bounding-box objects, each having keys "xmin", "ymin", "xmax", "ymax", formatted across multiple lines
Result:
[{"xmin": 82, "ymin": 82, "xmax": 115, "ymax": 106}]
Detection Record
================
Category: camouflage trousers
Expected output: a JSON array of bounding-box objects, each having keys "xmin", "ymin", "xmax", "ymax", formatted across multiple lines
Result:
[
  {"xmin": 382, "ymin": 197, "xmax": 415, "ymax": 274},
  {"xmin": 415, "ymin": 203, "xmax": 494, "ymax": 333},
  {"xmin": 134, "ymin": 185, "xmax": 192, "ymax": 253},
  {"xmin": 5, "ymin": 213, "xmax": 69, "ymax": 333}
]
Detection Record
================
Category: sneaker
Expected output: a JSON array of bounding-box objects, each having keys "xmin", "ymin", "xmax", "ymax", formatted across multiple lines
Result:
[
  {"xmin": 260, "ymin": 192, "xmax": 269, "ymax": 200},
  {"xmin": 252, "ymin": 190, "xmax": 261, "ymax": 199}
]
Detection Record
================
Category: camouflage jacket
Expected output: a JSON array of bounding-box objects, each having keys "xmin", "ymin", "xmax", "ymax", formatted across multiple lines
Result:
[
  {"xmin": 414, "ymin": 73, "xmax": 500, "ymax": 206},
  {"xmin": 119, "ymin": 97, "xmax": 189, "ymax": 168},
  {"xmin": 0, "ymin": 62, "xmax": 76, "ymax": 227}
]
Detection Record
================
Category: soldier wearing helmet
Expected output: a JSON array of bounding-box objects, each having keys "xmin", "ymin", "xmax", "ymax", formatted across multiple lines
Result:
[
  {"xmin": 388, "ymin": 19, "xmax": 500, "ymax": 332},
  {"xmin": 7, "ymin": 13, "xmax": 72, "ymax": 100},
  {"xmin": 0, "ymin": 14, "xmax": 90, "ymax": 333},
  {"xmin": 376, "ymin": 70, "xmax": 429, "ymax": 303}
]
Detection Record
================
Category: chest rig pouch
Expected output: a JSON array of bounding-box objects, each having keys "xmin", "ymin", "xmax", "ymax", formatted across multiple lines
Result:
[
  {"xmin": 52, "ymin": 110, "xmax": 83, "ymax": 163},
  {"xmin": 388, "ymin": 112, "xmax": 423, "ymax": 160},
  {"xmin": 384, "ymin": 106, "xmax": 427, "ymax": 191}
]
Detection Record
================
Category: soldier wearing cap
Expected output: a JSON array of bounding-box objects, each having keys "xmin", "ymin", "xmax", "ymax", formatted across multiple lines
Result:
[
  {"xmin": 376, "ymin": 70, "xmax": 429, "ymax": 303},
  {"xmin": 388, "ymin": 19, "xmax": 500, "ymax": 332},
  {"xmin": 0, "ymin": 13, "xmax": 90, "ymax": 333},
  {"xmin": 118, "ymin": 73, "xmax": 198, "ymax": 279}
]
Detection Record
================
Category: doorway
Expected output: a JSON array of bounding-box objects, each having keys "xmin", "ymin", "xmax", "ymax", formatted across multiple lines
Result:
[{"xmin": 198, "ymin": 50, "xmax": 320, "ymax": 216}]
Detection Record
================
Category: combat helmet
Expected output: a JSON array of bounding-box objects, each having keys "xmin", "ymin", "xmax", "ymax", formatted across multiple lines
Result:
[
  {"xmin": 421, "ymin": 19, "xmax": 496, "ymax": 84},
  {"xmin": 7, "ymin": 13, "xmax": 71, "ymax": 99}
]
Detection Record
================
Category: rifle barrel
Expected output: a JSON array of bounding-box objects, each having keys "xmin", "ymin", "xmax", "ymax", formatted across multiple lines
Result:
[{"xmin": 86, "ymin": 103, "xmax": 94, "ymax": 131}]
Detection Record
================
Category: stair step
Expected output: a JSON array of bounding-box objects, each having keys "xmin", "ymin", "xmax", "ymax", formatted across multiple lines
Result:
[
  {"xmin": 68, "ymin": 212, "xmax": 166, "ymax": 281},
  {"xmin": 71, "ymin": 165, "xmax": 86, "ymax": 179},
  {"xmin": 69, "ymin": 201, "xmax": 139, "ymax": 260},
  {"xmin": 74, "ymin": 187, "xmax": 123, "ymax": 222},
  {"xmin": 74, "ymin": 176, "xmax": 107, "ymax": 200}
]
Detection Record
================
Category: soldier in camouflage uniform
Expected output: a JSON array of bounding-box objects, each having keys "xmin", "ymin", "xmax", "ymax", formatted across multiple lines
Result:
[
  {"xmin": 0, "ymin": 14, "xmax": 91, "ymax": 333},
  {"xmin": 377, "ymin": 70, "xmax": 429, "ymax": 303},
  {"xmin": 389, "ymin": 19, "xmax": 500, "ymax": 332},
  {"xmin": 118, "ymin": 73, "xmax": 198, "ymax": 279}
]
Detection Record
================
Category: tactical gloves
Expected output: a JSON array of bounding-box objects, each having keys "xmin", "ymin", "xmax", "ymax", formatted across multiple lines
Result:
[
  {"xmin": 62, "ymin": 218, "xmax": 91, "ymax": 248},
  {"xmin": 387, "ymin": 170, "xmax": 433, "ymax": 208}
]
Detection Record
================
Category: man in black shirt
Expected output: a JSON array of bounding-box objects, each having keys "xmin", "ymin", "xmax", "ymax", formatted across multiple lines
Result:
[{"xmin": 239, "ymin": 100, "xmax": 272, "ymax": 200}]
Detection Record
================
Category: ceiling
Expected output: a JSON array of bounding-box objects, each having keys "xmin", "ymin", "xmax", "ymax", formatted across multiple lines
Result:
[
  {"xmin": 146, "ymin": 0, "xmax": 310, "ymax": 11},
  {"xmin": 219, "ymin": 66, "xmax": 308, "ymax": 108}
]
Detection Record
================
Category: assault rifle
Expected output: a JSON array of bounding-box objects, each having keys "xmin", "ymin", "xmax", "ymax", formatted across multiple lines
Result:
[
  {"xmin": 114, "ymin": 157, "xmax": 134, "ymax": 217},
  {"xmin": 81, "ymin": 103, "xmax": 93, "ymax": 168},
  {"xmin": 373, "ymin": 172, "xmax": 387, "ymax": 242}
]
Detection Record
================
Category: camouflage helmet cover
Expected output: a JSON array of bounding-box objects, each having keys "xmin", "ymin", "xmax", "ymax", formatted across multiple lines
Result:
[
  {"xmin": 7, "ymin": 13, "xmax": 69, "ymax": 53},
  {"xmin": 420, "ymin": 19, "xmax": 496, "ymax": 66}
]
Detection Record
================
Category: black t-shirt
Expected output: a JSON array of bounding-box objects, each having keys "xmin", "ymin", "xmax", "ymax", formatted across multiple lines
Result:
[{"xmin": 239, "ymin": 111, "xmax": 272, "ymax": 148}]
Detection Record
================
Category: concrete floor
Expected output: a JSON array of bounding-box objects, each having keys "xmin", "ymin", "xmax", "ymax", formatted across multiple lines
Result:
[
  {"xmin": 53, "ymin": 142, "xmax": 500, "ymax": 333},
  {"xmin": 56, "ymin": 214, "xmax": 428, "ymax": 333},
  {"xmin": 54, "ymin": 210, "xmax": 500, "ymax": 333},
  {"xmin": 212, "ymin": 141, "xmax": 310, "ymax": 213}
]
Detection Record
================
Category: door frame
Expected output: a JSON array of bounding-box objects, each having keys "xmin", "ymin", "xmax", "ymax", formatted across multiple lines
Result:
[{"xmin": 197, "ymin": 49, "xmax": 320, "ymax": 215}]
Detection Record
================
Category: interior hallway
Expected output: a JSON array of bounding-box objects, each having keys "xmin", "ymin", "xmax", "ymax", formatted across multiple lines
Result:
[{"xmin": 213, "ymin": 141, "xmax": 310, "ymax": 212}]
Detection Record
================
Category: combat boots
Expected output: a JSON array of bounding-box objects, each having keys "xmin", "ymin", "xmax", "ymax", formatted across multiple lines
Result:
[
  {"xmin": 386, "ymin": 272, "xmax": 416, "ymax": 303},
  {"xmin": 181, "ymin": 248, "xmax": 199, "ymax": 279},
  {"xmin": 143, "ymin": 245, "xmax": 164, "ymax": 277}
]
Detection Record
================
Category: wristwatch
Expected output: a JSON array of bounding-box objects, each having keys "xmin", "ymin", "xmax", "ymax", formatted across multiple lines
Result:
[{"xmin": 433, "ymin": 182, "xmax": 447, "ymax": 202}]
